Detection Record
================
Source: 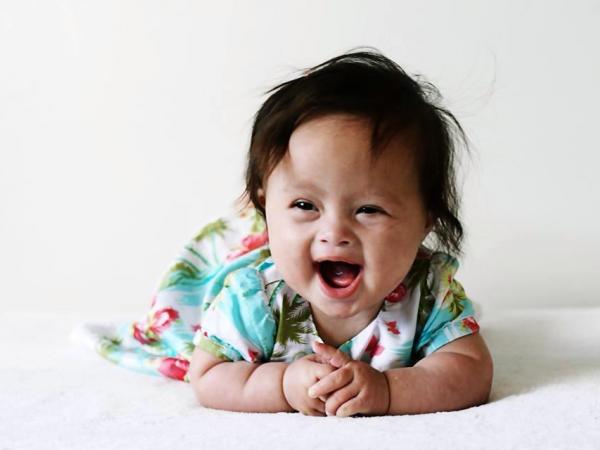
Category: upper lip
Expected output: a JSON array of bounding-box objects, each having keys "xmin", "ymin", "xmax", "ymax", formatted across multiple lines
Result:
[{"xmin": 314, "ymin": 256, "xmax": 362, "ymax": 266}]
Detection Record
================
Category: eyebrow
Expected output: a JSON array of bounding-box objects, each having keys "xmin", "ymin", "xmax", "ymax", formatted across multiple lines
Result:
[
  {"xmin": 284, "ymin": 181, "xmax": 401, "ymax": 204},
  {"xmin": 283, "ymin": 181, "xmax": 321, "ymax": 192}
]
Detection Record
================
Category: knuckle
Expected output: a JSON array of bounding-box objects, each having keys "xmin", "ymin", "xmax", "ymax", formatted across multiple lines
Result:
[
  {"xmin": 333, "ymin": 370, "xmax": 346, "ymax": 384},
  {"xmin": 340, "ymin": 364, "xmax": 353, "ymax": 375},
  {"xmin": 334, "ymin": 349, "xmax": 347, "ymax": 359},
  {"xmin": 322, "ymin": 365, "xmax": 336, "ymax": 377},
  {"xmin": 346, "ymin": 360, "xmax": 359, "ymax": 370}
]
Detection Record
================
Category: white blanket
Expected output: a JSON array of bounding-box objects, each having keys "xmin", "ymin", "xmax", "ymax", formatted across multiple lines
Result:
[{"xmin": 1, "ymin": 307, "xmax": 599, "ymax": 449}]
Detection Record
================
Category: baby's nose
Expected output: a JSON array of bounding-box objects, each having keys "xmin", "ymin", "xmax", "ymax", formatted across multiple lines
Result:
[
  {"xmin": 317, "ymin": 219, "xmax": 354, "ymax": 247},
  {"xmin": 319, "ymin": 235, "xmax": 351, "ymax": 246}
]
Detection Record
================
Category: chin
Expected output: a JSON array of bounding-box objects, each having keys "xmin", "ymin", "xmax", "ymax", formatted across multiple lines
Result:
[{"xmin": 311, "ymin": 289, "xmax": 363, "ymax": 314}]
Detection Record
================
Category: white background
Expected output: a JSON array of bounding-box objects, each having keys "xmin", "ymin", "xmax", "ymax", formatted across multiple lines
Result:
[{"xmin": 1, "ymin": 0, "xmax": 599, "ymax": 315}]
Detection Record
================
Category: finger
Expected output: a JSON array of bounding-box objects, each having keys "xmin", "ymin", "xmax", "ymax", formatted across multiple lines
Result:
[
  {"xmin": 324, "ymin": 384, "xmax": 360, "ymax": 417},
  {"xmin": 312, "ymin": 341, "xmax": 352, "ymax": 368},
  {"xmin": 304, "ymin": 353, "xmax": 330, "ymax": 365},
  {"xmin": 308, "ymin": 366, "xmax": 353, "ymax": 399},
  {"xmin": 301, "ymin": 407, "xmax": 325, "ymax": 417},
  {"xmin": 314, "ymin": 361, "xmax": 337, "ymax": 381},
  {"xmin": 298, "ymin": 397, "xmax": 326, "ymax": 416},
  {"xmin": 335, "ymin": 395, "xmax": 365, "ymax": 417},
  {"xmin": 305, "ymin": 353, "xmax": 341, "ymax": 373},
  {"xmin": 309, "ymin": 398, "xmax": 326, "ymax": 415}
]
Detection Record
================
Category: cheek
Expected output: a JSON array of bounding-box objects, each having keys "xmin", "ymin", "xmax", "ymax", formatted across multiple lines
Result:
[
  {"xmin": 267, "ymin": 213, "xmax": 309, "ymax": 248},
  {"xmin": 266, "ymin": 219, "xmax": 292, "ymax": 251},
  {"xmin": 267, "ymin": 221, "xmax": 304, "ymax": 263},
  {"xmin": 366, "ymin": 227, "xmax": 419, "ymax": 266},
  {"xmin": 268, "ymin": 238, "xmax": 314, "ymax": 297},
  {"xmin": 266, "ymin": 223, "xmax": 314, "ymax": 282}
]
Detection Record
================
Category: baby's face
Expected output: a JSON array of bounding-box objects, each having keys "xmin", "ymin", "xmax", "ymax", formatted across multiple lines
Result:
[{"xmin": 259, "ymin": 113, "xmax": 432, "ymax": 343}]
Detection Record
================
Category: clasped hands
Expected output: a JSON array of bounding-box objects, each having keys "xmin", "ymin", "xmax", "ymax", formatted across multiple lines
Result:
[{"xmin": 282, "ymin": 341, "xmax": 390, "ymax": 417}]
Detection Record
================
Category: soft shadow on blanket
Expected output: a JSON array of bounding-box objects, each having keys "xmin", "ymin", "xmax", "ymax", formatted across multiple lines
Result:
[{"xmin": 482, "ymin": 308, "xmax": 600, "ymax": 402}]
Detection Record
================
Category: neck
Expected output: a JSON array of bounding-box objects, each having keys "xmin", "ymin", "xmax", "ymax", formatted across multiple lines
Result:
[{"xmin": 310, "ymin": 304, "xmax": 382, "ymax": 348}]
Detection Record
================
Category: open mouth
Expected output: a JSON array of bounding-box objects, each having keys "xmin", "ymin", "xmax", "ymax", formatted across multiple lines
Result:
[{"xmin": 318, "ymin": 260, "xmax": 362, "ymax": 288}]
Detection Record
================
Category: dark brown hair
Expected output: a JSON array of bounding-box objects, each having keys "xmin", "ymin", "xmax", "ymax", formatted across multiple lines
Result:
[{"xmin": 239, "ymin": 49, "xmax": 469, "ymax": 256}]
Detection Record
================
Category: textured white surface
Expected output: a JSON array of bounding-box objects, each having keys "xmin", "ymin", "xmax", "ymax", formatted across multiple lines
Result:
[{"xmin": 2, "ymin": 307, "xmax": 600, "ymax": 450}]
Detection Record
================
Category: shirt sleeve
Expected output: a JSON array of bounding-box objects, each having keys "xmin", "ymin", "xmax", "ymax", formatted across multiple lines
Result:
[
  {"xmin": 192, "ymin": 266, "xmax": 277, "ymax": 363},
  {"xmin": 413, "ymin": 253, "xmax": 480, "ymax": 360}
]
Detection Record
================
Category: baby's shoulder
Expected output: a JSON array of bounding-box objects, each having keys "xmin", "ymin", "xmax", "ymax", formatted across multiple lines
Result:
[{"xmin": 404, "ymin": 246, "xmax": 460, "ymax": 289}]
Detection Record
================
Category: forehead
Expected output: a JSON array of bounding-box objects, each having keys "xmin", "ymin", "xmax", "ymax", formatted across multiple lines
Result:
[
  {"xmin": 290, "ymin": 113, "xmax": 371, "ymax": 149},
  {"xmin": 270, "ymin": 113, "xmax": 420, "ymax": 196}
]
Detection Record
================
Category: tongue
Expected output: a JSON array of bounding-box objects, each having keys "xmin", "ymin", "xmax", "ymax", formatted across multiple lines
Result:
[{"xmin": 321, "ymin": 261, "xmax": 359, "ymax": 288}]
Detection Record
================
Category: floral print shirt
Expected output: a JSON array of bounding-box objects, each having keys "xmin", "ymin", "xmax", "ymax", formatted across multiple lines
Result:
[
  {"xmin": 86, "ymin": 206, "xmax": 479, "ymax": 381},
  {"xmin": 194, "ymin": 245, "xmax": 479, "ymax": 372}
]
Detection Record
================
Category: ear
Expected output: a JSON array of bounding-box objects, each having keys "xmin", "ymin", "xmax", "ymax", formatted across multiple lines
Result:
[
  {"xmin": 423, "ymin": 213, "xmax": 435, "ymax": 239},
  {"xmin": 257, "ymin": 188, "xmax": 266, "ymax": 209}
]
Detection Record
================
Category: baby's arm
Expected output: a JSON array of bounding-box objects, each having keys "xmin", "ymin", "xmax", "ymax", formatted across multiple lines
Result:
[
  {"xmin": 386, "ymin": 332, "xmax": 493, "ymax": 414},
  {"xmin": 188, "ymin": 345, "xmax": 294, "ymax": 413}
]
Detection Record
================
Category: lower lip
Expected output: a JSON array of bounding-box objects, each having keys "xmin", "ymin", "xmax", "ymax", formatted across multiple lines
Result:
[{"xmin": 317, "ymin": 266, "xmax": 363, "ymax": 299}]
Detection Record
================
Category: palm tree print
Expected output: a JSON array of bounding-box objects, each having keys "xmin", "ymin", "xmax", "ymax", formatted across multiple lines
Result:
[
  {"xmin": 415, "ymin": 262, "xmax": 436, "ymax": 338},
  {"xmin": 193, "ymin": 218, "xmax": 228, "ymax": 242},
  {"xmin": 181, "ymin": 341, "xmax": 196, "ymax": 360},
  {"xmin": 158, "ymin": 259, "xmax": 204, "ymax": 291},
  {"xmin": 404, "ymin": 256, "xmax": 431, "ymax": 291},
  {"xmin": 274, "ymin": 293, "xmax": 313, "ymax": 351},
  {"xmin": 445, "ymin": 279, "xmax": 467, "ymax": 316}
]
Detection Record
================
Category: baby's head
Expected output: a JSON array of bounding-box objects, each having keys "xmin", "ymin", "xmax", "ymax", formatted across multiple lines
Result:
[{"xmin": 239, "ymin": 50, "xmax": 468, "ymax": 340}]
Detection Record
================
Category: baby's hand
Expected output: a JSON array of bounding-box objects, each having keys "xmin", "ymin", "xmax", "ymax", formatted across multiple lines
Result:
[
  {"xmin": 282, "ymin": 353, "xmax": 336, "ymax": 416},
  {"xmin": 308, "ymin": 341, "xmax": 390, "ymax": 417}
]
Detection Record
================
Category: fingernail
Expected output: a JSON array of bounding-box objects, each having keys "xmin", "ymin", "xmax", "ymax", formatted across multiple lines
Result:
[{"xmin": 308, "ymin": 388, "xmax": 316, "ymax": 398}]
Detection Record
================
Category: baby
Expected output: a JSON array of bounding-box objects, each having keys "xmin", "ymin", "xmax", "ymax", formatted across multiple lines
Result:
[{"xmin": 186, "ymin": 50, "xmax": 494, "ymax": 416}]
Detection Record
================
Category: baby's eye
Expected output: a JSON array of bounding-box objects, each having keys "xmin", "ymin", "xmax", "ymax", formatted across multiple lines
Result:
[
  {"xmin": 293, "ymin": 200, "xmax": 316, "ymax": 211},
  {"xmin": 357, "ymin": 205, "xmax": 383, "ymax": 215}
]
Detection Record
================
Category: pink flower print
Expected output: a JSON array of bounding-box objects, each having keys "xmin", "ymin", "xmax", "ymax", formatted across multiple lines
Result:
[
  {"xmin": 365, "ymin": 335, "xmax": 384, "ymax": 357},
  {"xmin": 241, "ymin": 231, "xmax": 268, "ymax": 249},
  {"xmin": 226, "ymin": 231, "xmax": 269, "ymax": 261},
  {"xmin": 248, "ymin": 349, "xmax": 259, "ymax": 362},
  {"xmin": 150, "ymin": 307, "xmax": 180, "ymax": 333},
  {"xmin": 132, "ymin": 322, "xmax": 156, "ymax": 345},
  {"xmin": 385, "ymin": 283, "xmax": 407, "ymax": 303},
  {"xmin": 462, "ymin": 317, "xmax": 480, "ymax": 333},
  {"xmin": 385, "ymin": 320, "xmax": 401, "ymax": 335},
  {"xmin": 158, "ymin": 357, "xmax": 190, "ymax": 381},
  {"xmin": 191, "ymin": 323, "xmax": 202, "ymax": 333},
  {"xmin": 131, "ymin": 307, "xmax": 179, "ymax": 345}
]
